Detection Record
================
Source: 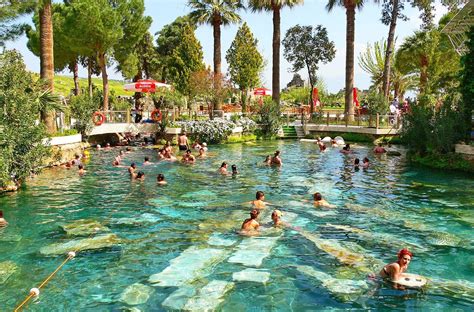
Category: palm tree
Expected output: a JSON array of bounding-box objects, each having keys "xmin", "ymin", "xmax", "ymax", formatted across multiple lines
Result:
[
  {"xmin": 188, "ymin": 0, "xmax": 243, "ymax": 111},
  {"xmin": 396, "ymin": 30, "xmax": 438, "ymax": 94},
  {"xmin": 39, "ymin": 0, "xmax": 56, "ymax": 133},
  {"xmin": 326, "ymin": 0, "xmax": 365, "ymax": 121},
  {"xmin": 248, "ymin": 0, "xmax": 303, "ymax": 106}
]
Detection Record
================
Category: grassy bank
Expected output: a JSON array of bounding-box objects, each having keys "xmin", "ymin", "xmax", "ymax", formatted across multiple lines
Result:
[
  {"xmin": 408, "ymin": 152, "xmax": 474, "ymax": 173},
  {"xmin": 41, "ymin": 75, "xmax": 135, "ymax": 97}
]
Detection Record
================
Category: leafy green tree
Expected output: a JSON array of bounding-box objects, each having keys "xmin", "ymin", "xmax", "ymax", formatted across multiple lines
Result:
[
  {"xmin": 67, "ymin": 0, "xmax": 123, "ymax": 111},
  {"xmin": 254, "ymin": 97, "xmax": 281, "ymax": 137},
  {"xmin": 27, "ymin": 3, "xmax": 86, "ymax": 96},
  {"xmin": 188, "ymin": 0, "xmax": 244, "ymax": 111},
  {"xmin": 167, "ymin": 24, "xmax": 205, "ymax": 95},
  {"xmin": 226, "ymin": 22, "xmax": 264, "ymax": 113},
  {"xmin": 380, "ymin": 0, "xmax": 434, "ymax": 98},
  {"xmin": 113, "ymin": 0, "xmax": 152, "ymax": 80},
  {"xmin": 460, "ymin": 26, "xmax": 474, "ymax": 142},
  {"xmin": 248, "ymin": 0, "xmax": 304, "ymax": 106},
  {"xmin": 285, "ymin": 73, "xmax": 304, "ymax": 89},
  {"xmin": 282, "ymin": 24, "xmax": 335, "ymax": 115},
  {"xmin": 358, "ymin": 39, "xmax": 417, "ymax": 100},
  {"xmin": 0, "ymin": 50, "xmax": 59, "ymax": 189},
  {"xmin": 0, "ymin": 0, "xmax": 36, "ymax": 46}
]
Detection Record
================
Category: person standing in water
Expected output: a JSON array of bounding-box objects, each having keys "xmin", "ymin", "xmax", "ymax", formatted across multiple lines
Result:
[
  {"xmin": 241, "ymin": 209, "xmax": 260, "ymax": 234},
  {"xmin": 271, "ymin": 150, "xmax": 282, "ymax": 166},
  {"xmin": 178, "ymin": 131, "xmax": 189, "ymax": 151},
  {"xmin": 247, "ymin": 191, "xmax": 271, "ymax": 209}
]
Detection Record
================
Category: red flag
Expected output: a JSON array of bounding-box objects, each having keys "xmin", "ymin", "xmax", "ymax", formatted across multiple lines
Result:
[
  {"xmin": 353, "ymin": 88, "xmax": 359, "ymax": 107},
  {"xmin": 312, "ymin": 88, "xmax": 319, "ymax": 108}
]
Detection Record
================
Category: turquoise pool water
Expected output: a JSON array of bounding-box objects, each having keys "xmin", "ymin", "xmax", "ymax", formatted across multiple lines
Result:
[{"xmin": 1, "ymin": 140, "xmax": 473, "ymax": 311}]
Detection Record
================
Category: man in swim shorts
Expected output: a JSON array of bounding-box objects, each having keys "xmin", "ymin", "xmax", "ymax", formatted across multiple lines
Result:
[{"xmin": 178, "ymin": 132, "xmax": 189, "ymax": 151}]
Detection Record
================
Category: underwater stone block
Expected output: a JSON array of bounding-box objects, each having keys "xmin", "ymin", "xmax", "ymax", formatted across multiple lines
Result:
[
  {"xmin": 39, "ymin": 233, "xmax": 121, "ymax": 256},
  {"xmin": 232, "ymin": 269, "xmax": 270, "ymax": 284},
  {"xmin": 183, "ymin": 280, "xmax": 234, "ymax": 311},
  {"xmin": 228, "ymin": 236, "xmax": 280, "ymax": 267},
  {"xmin": 119, "ymin": 283, "xmax": 154, "ymax": 306},
  {"xmin": 0, "ymin": 261, "xmax": 18, "ymax": 284},
  {"xmin": 149, "ymin": 246, "xmax": 229, "ymax": 287},
  {"xmin": 162, "ymin": 286, "xmax": 196, "ymax": 310},
  {"xmin": 207, "ymin": 233, "xmax": 237, "ymax": 247},
  {"xmin": 180, "ymin": 190, "xmax": 217, "ymax": 199},
  {"xmin": 61, "ymin": 219, "xmax": 109, "ymax": 236}
]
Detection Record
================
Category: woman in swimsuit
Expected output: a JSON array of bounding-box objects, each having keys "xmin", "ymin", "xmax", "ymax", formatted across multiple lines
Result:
[{"xmin": 380, "ymin": 248, "xmax": 413, "ymax": 282}]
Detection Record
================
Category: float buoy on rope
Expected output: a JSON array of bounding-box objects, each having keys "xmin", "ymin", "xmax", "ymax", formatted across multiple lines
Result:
[
  {"xmin": 151, "ymin": 109, "xmax": 162, "ymax": 122},
  {"xmin": 92, "ymin": 112, "xmax": 106, "ymax": 126}
]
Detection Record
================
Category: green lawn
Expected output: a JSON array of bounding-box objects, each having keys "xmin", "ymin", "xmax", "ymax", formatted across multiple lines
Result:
[{"xmin": 50, "ymin": 75, "xmax": 135, "ymax": 97}]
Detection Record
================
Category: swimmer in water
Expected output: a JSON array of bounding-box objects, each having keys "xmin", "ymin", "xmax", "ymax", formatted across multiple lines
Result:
[
  {"xmin": 271, "ymin": 150, "xmax": 282, "ymax": 166},
  {"xmin": 157, "ymin": 173, "xmax": 167, "ymax": 185},
  {"xmin": 271, "ymin": 209, "xmax": 284, "ymax": 227},
  {"xmin": 241, "ymin": 209, "xmax": 260, "ymax": 234},
  {"xmin": 128, "ymin": 163, "xmax": 137, "ymax": 176},
  {"xmin": 379, "ymin": 248, "xmax": 413, "ymax": 288},
  {"xmin": 313, "ymin": 192, "xmax": 335, "ymax": 208},
  {"xmin": 219, "ymin": 162, "xmax": 229, "ymax": 175},
  {"xmin": 362, "ymin": 157, "xmax": 370, "ymax": 168},
  {"xmin": 144, "ymin": 156, "xmax": 152, "ymax": 165},
  {"xmin": 263, "ymin": 155, "xmax": 271, "ymax": 165},
  {"xmin": 0, "ymin": 210, "xmax": 8, "ymax": 227},
  {"xmin": 78, "ymin": 164, "xmax": 86, "ymax": 175},
  {"xmin": 134, "ymin": 171, "xmax": 145, "ymax": 180},
  {"xmin": 231, "ymin": 164, "xmax": 238, "ymax": 175},
  {"xmin": 374, "ymin": 143, "xmax": 387, "ymax": 154},
  {"xmin": 247, "ymin": 191, "xmax": 271, "ymax": 209}
]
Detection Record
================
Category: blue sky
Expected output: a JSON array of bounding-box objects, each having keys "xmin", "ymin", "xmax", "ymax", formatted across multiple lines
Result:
[{"xmin": 5, "ymin": 0, "xmax": 448, "ymax": 93}]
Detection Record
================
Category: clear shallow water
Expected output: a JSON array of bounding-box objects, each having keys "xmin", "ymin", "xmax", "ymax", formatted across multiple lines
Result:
[{"xmin": 0, "ymin": 141, "xmax": 473, "ymax": 311}]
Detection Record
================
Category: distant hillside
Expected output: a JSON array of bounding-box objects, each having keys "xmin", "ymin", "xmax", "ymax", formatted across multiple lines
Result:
[{"xmin": 52, "ymin": 75, "xmax": 135, "ymax": 97}]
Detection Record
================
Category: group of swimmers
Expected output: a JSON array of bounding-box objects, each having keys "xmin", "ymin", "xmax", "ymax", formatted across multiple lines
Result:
[{"xmin": 239, "ymin": 190, "xmax": 415, "ymax": 285}]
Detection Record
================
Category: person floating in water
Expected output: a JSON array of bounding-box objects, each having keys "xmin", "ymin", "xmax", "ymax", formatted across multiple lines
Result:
[
  {"xmin": 241, "ymin": 209, "xmax": 260, "ymax": 234},
  {"xmin": 340, "ymin": 144, "xmax": 352, "ymax": 154},
  {"xmin": 354, "ymin": 158, "xmax": 360, "ymax": 169},
  {"xmin": 182, "ymin": 149, "xmax": 196, "ymax": 164},
  {"xmin": 379, "ymin": 248, "xmax": 413, "ymax": 287},
  {"xmin": 362, "ymin": 157, "xmax": 370, "ymax": 169},
  {"xmin": 0, "ymin": 210, "xmax": 8, "ymax": 227},
  {"xmin": 157, "ymin": 174, "xmax": 167, "ymax": 185},
  {"xmin": 271, "ymin": 150, "xmax": 282, "ymax": 166},
  {"xmin": 219, "ymin": 162, "xmax": 229, "ymax": 175},
  {"xmin": 271, "ymin": 209, "xmax": 284, "ymax": 227},
  {"xmin": 231, "ymin": 164, "xmax": 238, "ymax": 175},
  {"xmin": 143, "ymin": 156, "xmax": 152, "ymax": 165},
  {"xmin": 197, "ymin": 147, "xmax": 207, "ymax": 158},
  {"xmin": 128, "ymin": 163, "xmax": 137, "ymax": 176},
  {"xmin": 263, "ymin": 155, "xmax": 271, "ymax": 165},
  {"xmin": 78, "ymin": 164, "xmax": 86, "ymax": 176},
  {"xmin": 134, "ymin": 171, "xmax": 145, "ymax": 180},
  {"xmin": 247, "ymin": 191, "xmax": 271, "ymax": 209},
  {"xmin": 313, "ymin": 192, "xmax": 335, "ymax": 208},
  {"xmin": 373, "ymin": 143, "xmax": 387, "ymax": 154}
]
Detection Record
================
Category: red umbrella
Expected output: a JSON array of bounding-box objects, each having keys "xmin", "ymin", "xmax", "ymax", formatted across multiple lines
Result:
[
  {"xmin": 253, "ymin": 87, "xmax": 272, "ymax": 96},
  {"xmin": 123, "ymin": 79, "xmax": 171, "ymax": 93}
]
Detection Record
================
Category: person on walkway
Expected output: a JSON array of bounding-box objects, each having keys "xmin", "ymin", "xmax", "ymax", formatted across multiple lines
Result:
[
  {"xmin": 178, "ymin": 131, "xmax": 189, "ymax": 151},
  {"xmin": 241, "ymin": 209, "xmax": 260, "ymax": 234}
]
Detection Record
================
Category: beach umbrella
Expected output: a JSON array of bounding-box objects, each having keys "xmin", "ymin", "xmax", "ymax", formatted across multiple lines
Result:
[
  {"xmin": 123, "ymin": 79, "xmax": 172, "ymax": 93},
  {"xmin": 253, "ymin": 87, "xmax": 272, "ymax": 96}
]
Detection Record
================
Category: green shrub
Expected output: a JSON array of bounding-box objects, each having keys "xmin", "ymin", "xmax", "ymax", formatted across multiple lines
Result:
[
  {"xmin": 226, "ymin": 134, "xmax": 257, "ymax": 143},
  {"xmin": 0, "ymin": 50, "xmax": 52, "ymax": 188},
  {"xmin": 253, "ymin": 97, "xmax": 281, "ymax": 138},
  {"xmin": 69, "ymin": 93, "xmax": 101, "ymax": 136},
  {"xmin": 364, "ymin": 91, "xmax": 388, "ymax": 114},
  {"xmin": 409, "ymin": 152, "xmax": 474, "ymax": 173},
  {"xmin": 51, "ymin": 129, "xmax": 79, "ymax": 137}
]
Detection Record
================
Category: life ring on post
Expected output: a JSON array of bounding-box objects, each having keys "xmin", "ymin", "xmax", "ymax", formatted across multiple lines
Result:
[
  {"xmin": 151, "ymin": 109, "xmax": 162, "ymax": 122},
  {"xmin": 92, "ymin": 111, "xmax": 106, "ymax": 126}
]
